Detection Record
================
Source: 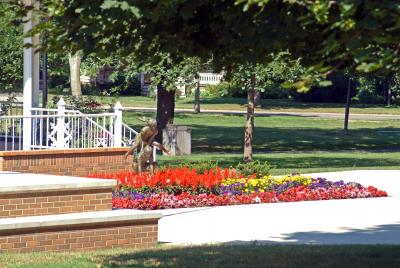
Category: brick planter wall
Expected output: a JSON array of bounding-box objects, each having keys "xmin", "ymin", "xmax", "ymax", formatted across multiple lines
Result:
[
  {"xmin": 0, "ymin": 189, "xmax": 112, "ymax": 218},
  {"xmin": 0, "ymin": 220, "xmax": 158, "ymax": 253},
  {"xmin": 0, "ymin": 148, "xmax": 132, "ymax": 177}
]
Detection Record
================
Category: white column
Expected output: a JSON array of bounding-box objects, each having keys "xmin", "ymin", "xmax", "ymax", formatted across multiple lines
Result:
[
  {"xmin": 114, "ymin": 101, "xmax": 123, "ymax": 147},
  {"xmin": 32, "ymin": 32, "xmax": 40, "ymax": 108},
  {"xmin": 22, "ymin": 0, "xmax": 39, "ymax": 150},
  {"xmin": 22, "ymin": 0, "xmax": 35, "ymax": 150}
]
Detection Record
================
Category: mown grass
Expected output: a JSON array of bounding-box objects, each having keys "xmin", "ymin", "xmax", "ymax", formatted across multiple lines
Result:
[
  {"xmin": 124, "ymin": 112, "xmax": 400, "ymax": 153},
  {"xmin": 121, "ymin": 111, "xmax": 400, "ymax": 173},
  {"xmin": 2, "ymin": 244, "xmax": 400, "ymax": 268},
  {"xmin": 87, "ymin": 95, "xmax": 400, "ymax": 115}
]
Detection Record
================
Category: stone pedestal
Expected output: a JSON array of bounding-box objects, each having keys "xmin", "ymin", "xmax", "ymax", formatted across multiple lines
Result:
[{"xmin": 162, "ymin": 125, "xmax": 191, "ymax": 156}]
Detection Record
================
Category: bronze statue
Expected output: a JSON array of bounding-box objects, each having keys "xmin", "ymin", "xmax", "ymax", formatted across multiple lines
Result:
[{"xmin": 125, "ymin": 118, "xmax": 170, "ymax": 174}]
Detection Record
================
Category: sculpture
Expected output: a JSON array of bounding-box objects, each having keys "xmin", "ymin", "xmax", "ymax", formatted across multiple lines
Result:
[{"xmin": 125, "ymin": 118, "xmax": 170, "ymax": 174}]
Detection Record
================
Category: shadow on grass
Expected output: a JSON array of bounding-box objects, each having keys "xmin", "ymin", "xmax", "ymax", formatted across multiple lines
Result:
[
  {"xmin": 122, "ymin": 112, "xmax": 400, "ymax": 153},
  {"xmin": 98, "ymin": 224, "xmax": 400, "ymax": 267},
  {"xmin": 190, "ymin": 125, "xmax": 400, "ymax": 153}
]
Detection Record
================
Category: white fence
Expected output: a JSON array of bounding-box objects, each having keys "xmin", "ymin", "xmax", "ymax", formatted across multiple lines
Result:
[
  {"xmin": 0, "ymin": 98, "xmax": 137, "ymax": 151},
  {"xmin": 199, "ymin": 73, "xmax": 223, "ymax": 86}
]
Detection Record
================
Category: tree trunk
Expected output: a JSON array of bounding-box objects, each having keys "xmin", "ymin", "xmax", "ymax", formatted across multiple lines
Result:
[
  {"xmin": 387, "ymin": 79, "xmax": 392, "ymax": 107},
  {"xmin": 69, "ymin": 52, "xmax": 82, "ymax": 97},
  {"xmin": 343, "ymin": 78, "xmax": 351, "ymax": 135},
  {"xmin": 42, "ymin": 35, "xmax": 48, "ymax": 109},
  {"xmin": 244, "ymin": 78, "xmax": 255, "ymax": 162},
  {"xmin": 194, "ymin": 77, "xmax": 201, "ymax": 113},
  {"xmin": 254, "ymin": 90, "xmax": 262, "ymax": 107},
  {"xmin": 156, "ymin": 84, "xmax": 175, "ymax": 143}
]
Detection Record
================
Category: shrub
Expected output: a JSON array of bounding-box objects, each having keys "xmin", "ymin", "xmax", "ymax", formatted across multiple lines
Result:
[
  {"xmin": 235, "ymin": 160, "xmax": 272, "ymax": 177},
  {"xmin": 202, "ymin": 82, "xmax": 245, "ymax": 98},
  {"xmin": 290, "ymin": 73, "xmax": 356, "ymax": 103},
  {"xmin": 172, "ymin": 160, "xmax": 220, "ymax": 174},
  {"xmin": 48, "ymin": 95, "xmax": 101, "ymax": 113},
  {"xmin": 356, "ymin": 88, "xmax": 384, "ymax": 104}
]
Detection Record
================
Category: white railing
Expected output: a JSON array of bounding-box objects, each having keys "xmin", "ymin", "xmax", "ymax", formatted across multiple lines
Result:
[
  {"xmin": 0, "ymin": 113, "xmax": 117, "ymax": 151},
  {"xmin": 199, "ymin": 73, "xmax": 223, "ymax": 85},
  {"xmin": 0, "ymin": 115, "xmax": 23, "ymax": 151},
  {"xmin": 0, "ymin": 98, "xmax": 138, "ymax": 151},
  {"xmin": 0, "ymin": 101, "xmax": 23, "ymax": 116},
  {"xmin": 122, "ymin": 122, "xmax": 138, "ymax": 146}
]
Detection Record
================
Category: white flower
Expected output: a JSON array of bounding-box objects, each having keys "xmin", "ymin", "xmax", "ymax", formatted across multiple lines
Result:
[{"xmin": 253, "ymin": 197, "xmax": 261, "ymax": 203}]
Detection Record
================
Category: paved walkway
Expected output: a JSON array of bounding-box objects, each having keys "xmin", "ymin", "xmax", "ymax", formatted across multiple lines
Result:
[{"xmin": 158, "ymin": 170, "xmax": 400, "ymax": 245}]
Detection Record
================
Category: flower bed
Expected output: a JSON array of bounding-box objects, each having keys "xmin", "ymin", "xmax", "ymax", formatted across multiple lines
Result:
[{"xmin": 90, "ymin": 168, "xmax": 388, "ymax": 210}]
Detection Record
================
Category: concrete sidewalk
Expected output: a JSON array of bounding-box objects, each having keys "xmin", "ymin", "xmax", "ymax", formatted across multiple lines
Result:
[{"xmin": 158, "ymin": 170, "xmax": 400, "ymax": 245}]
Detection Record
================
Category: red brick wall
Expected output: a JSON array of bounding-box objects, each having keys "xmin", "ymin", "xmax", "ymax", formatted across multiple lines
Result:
[
  {"xmin": 0, "ymin": 221, "xmax": 158, "ymax": 253},
  {"xmin": 0, "ymin": 189, "xmax": 112, "ymax": 218},
  {"xmin": 0, "ymin": 148, "xmax": 132, "ymax": 177}
]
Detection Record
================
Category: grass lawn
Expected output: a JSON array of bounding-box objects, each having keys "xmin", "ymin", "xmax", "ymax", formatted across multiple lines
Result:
[
  {"xmin": 124, "ymin": 112, "xmax": 400, "ymax": 153},
  {"xmin": 2, "ymin": 244, "xmax": 400, "ymax": 268},
  {"xmin": 157, "ymin": 152, "xmax": 400, "ymax": 175},
  {"xmin": 122, "ymin": 111, "xmax": 400, "ymax": 173},
  {"xmin": 86, "ymin": 95, "xmax": 400, "ymax": 115}
]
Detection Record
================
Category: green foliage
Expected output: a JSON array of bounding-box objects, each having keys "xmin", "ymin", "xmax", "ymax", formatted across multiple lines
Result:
[
  {"xmin": 356, "ymin": 89, "xmax": 383, "ymax": 105},
  {"xmin": 261, "ymin": 52, "xmax": 305, "ymax": 92},
  {"xmin": 235, "ymin": 160, "xmax": 271, "ymax": 177},
  {"xmin": 244, "ymin": 0, "xmax": 400, "ymax": 76},
  {"xmin": 354, "ymin": 77, "xmax": 383, "ymax": 104},
  {"xmin": 203, "ymin": 82, "xmax": 244, "ymax": 98},
  {"xmin": 0, "ymin": 3, "xmax": 71, "ymax": 93},
  {"xmin": 168, "ymin": 160, "xmax": 220, "ymax": 174},
  {"xmin": 49, "ymin": 95, "xmax": 101, "ymax": 113},
  {"xmin": 80, "ymin": 54, "xmax": 142, "ymax": 96},
  {"xmin": 143, "ymin": 53, "xmax": 201, "ymax": 94},
  {"xmin": 227, "ymin": 52, "xmax": 306, "ymax": 95},
  {"xmin": 393, "ymin": 74, "xmax": 400, "ymax": 104},
  {"xmin": 18, "ymin": 0, "xmax": 400, "ymax": 81},
  {"xmin": 0, "ymin": 94, "xmax": 18, "ymax": 116},
  {"xmin": 0, "ymin": 4, "xmax": 22, "ymax": 92},
  {"xmin": 290, "ymin": 73, "xmax": 356, "ymax": 103}
]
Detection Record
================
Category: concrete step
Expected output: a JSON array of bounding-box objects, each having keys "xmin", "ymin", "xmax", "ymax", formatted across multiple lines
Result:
[
  {"xmin": 0, "ymin": 172, "xmax": 116, "ymax": 218},
  {"xmin": 0, "ymin": 210, "xmax": 162, "ymax": 253}
]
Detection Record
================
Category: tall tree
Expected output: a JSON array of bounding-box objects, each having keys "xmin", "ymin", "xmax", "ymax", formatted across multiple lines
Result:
[
  {"xmin": 0, "ymin": 3, "xmax": 22, "ymax": 93},
  {"xmin": 68, "ymin": 51, "xmax": 82, "ymax": 97},
  {"xmin": 228, "ymin": 53, "xmax": 304, "ymax": 161},
  {"xmin": 18, "ymin": 0, "xmax": 400, "ymax": 158},
  {"xmin": 143, "ymin": 54, "xmax": 201, "ymax": 142},
  {"xmin": 19, "ymin": 1, "xmax": 399, "ymax": 76},
  {"xmin": 229, "ymin": 64, "xmax": 263, "ymax": 161},
  {"xmin": 343, "ymin": 77, "xmax": 352, "ymax": 135},
  {"xmin": 193, "ymin": 75, "xmax": 201, "ymax": 113}
]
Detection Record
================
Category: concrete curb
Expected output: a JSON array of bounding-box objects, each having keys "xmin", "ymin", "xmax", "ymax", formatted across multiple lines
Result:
[
  {"xmin": 0, "ymin": 210, "xmax": 162, "ymax": 232},
  {"xmin": 0, "ymin": 172, "xmax": 116, "ymax": 194}
]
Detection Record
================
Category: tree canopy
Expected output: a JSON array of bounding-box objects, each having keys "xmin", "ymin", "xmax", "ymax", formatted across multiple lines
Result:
[
  {"xmin": 0, "ymin": 3, "xmax": 22, "ymax": 92},
  {"xmin": 18, "ymin": 0, "xmax": 399, "ymax": 78}
]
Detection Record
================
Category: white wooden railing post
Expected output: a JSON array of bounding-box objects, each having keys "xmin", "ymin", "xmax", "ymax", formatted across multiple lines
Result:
[
  {"xmin": 114, "ymin": 102, "xmax": 123, "ymax": 147},
  {"xmin": 56, "ymin": 97, "xmax": 66, "ymax": 149}
]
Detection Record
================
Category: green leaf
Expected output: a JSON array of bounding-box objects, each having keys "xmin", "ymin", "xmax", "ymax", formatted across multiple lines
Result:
[
  {"xmin": 100, "ymin": 0, "xmax": 140, "ymax": 18},
  {"xmin": 318, "ymin": 80, "xmax": 333, "ymax": 87}
]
